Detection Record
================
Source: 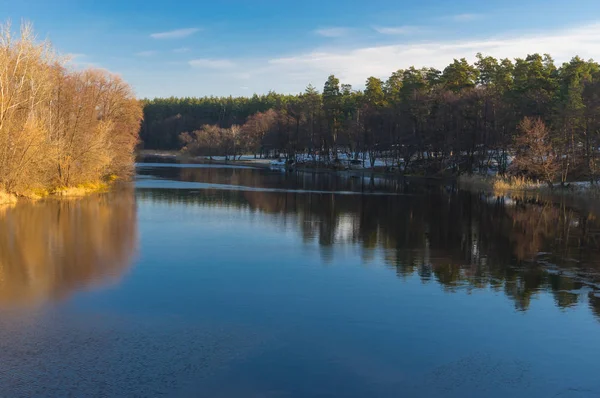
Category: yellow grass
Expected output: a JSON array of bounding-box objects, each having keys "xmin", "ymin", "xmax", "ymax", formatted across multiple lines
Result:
[
  {"xmin": 458, "ymin": 174, "xmax": 542, "ymax": 194},
  {"xmin": 492, "ymin": 176, "xmax": 542, "ymax": 192},
  {"xmin": 3, "ymin": 179, "xmax": 113, "ymax": 204},
  {"xmin": 0, "ymin": 191, "xmax": 17, "ymax": 205},
  {"xmin": 105, "ymin": 174, "xmax": 119, "ymax": 182},
  {"xmin": 51, "ymin": 181, "xmax": 108, "ymax": 197},
  {"xmin": 19, "ymin": 187, "xmax": 50, "ymax": 200}
]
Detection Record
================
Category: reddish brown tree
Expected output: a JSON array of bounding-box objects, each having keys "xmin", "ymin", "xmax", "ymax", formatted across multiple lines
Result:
[{"xmin": 511, "ymin": 117, "xmax": 560, "ymax": 187}]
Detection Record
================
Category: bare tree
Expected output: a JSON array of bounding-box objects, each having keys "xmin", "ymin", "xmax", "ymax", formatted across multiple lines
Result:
[
  {"xmin": 0, "ymin": 22, "xmax": 56, "ymax": 192},
  {"xmin": 511, "ymin": 117, "xmax": 560, "ymax": 187},
  {"xmin": 229, "ymin": 125, "xmax": 243, "ymax": 160},
  {"xmin": 180, "ymin": 124, "xmax": 223, "ymax": 159},
  {"xmin": 0, "ymin": 21, "xmax": 142, "ymax": 195},
  {"xmin": 241, "ymin": 109, "xmax": 277, "ymax": 158}
]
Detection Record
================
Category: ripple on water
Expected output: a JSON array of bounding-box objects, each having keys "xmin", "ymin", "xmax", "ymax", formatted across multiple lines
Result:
[{"xmin": 0, "ymin": 312, "xmax": 267, "ymax": 397}]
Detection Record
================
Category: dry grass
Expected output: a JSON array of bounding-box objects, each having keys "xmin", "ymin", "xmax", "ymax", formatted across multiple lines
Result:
[
  {"xmin": 18, "ymin": 187, "xmax": 50, "ymax": 200},
  {"xmin": 51, "ymin": 182, "xmax": 108, "ymax": 197},
  {"xmin": 458, "ymin": 174, "xmax": 600, "ymax": 201},
  {"xmin": 2, "ymin": 179, "xmax": 113, "ymax": 205},
  {"xmin": 492, "ymin": 176, "xmax": 542, "ymax": 192},
  {"xmin": 0, "ymin": 191, "xmax": 17, "ymax": 205},
  {"xmin": 105, "ymin": 174, "xmax": 119, "ymax": 183},
  {"xmin": 458, "ymin": 174, "xmax": 542, "ymax": 194}
]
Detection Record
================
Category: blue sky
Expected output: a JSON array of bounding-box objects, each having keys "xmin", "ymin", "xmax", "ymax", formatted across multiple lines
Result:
[{"xmin": 3, "ymin": 0, "xmax": 600, "ymax": 98}]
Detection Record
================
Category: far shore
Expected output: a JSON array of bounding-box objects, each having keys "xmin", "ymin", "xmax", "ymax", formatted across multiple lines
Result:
[
  {"xmin": 458, "ymin": 174, "xmax": 600, "ymax": 196},
  {"xmin": 136, "ymin": 150, "xmax": 600, "ymax": 212},
  {"xmin": 135, "ymin": 149, "xmax": 458, "ymax": 183},
  {"xmin": 138, "ymin": 150, "xmax": 284, "ymax": 171}
]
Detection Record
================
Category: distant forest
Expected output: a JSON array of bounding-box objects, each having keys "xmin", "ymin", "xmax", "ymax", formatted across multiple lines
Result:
[{"xmin": 141, "ymin": 53, "xmax": 600, "ymax": 184}]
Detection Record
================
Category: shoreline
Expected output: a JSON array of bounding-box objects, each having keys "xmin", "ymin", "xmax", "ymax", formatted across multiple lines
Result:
[
  {"xmin": 458, "ymin": 174, "xmax": 600, "ymax": 197},
  {"xmin": 0, "ymin": 191, "xmax": 17, "ymax": 206},
  {"xmin": 135, "ymin": 151, "xmax": 600, "ymax": 215},
  {"xmin": 135, "ymin": 151, "xmax": 600, "ymax": 195},
  {"xmin": 0, "ymin": 180, "xmax": 115, "ymax": 206},
  {"xmin": 136, "ymin": 150, "xmax": 457, "ymax": 182},
  {"xmin": 458, "ymin": 174, "xmax": 600, "ymax": 215}
]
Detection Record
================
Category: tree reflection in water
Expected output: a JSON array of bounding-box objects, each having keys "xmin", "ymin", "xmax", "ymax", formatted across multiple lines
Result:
[
  {"xmin": 0, "ymin": 189, "xmax": 137, "ymax": 307},
  {"xmin": 137, "ymin": 166, "xmax": 600, "ymax": 320}
]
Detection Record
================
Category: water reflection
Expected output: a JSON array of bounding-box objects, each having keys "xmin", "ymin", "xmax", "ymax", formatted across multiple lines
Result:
[
  {"xmin": 0, "ymin": 189, "xmax": 137, "ymax": 307},
  {"xmin": 136, "ymin": 163, "xmax": 440, "ymax": 194},
  {"xmin": 137, "ymin": 165, "xmax": 600, "ymax": 320}
]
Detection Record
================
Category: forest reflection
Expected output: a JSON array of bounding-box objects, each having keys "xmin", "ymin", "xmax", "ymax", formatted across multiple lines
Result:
[
  {"xmin": 136, "ymin": 163, "xmax": 432, "ymax": 194},
  {"xmin": 0, "ymin": 189, "xmax": 137, "ymax": 307},
  {"xmin": 137, "ymin": 172, "xmax": 600, "ymax": 320}
]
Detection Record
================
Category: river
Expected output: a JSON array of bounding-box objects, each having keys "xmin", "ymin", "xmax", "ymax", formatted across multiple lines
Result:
[{"xmin": 1, "ymin": 163, "xmax": 599, "ymax": 397}]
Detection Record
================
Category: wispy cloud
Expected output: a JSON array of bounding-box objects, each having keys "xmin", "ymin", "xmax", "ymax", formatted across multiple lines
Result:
[
  {"xmin": 233, "ymin": 72, "xmax": 251, "ymax": 80},
  {"xmin": 374, "ymin": 26, "xmax": 424, "ymax": 35},
  {"xmin": 264, "ymin": 22, "xmax": 600, "ymax": 90},
  {"xmin": 150, "ymin": 28, "xmax": 200, "ymax": 39},
  {"xmin": 189, "ymin": 58, "xmax": 236, "ymax": 69},
  {"xmin": 449, "ymin": 13, "xmax": 484, "ymax": 22},
  {"xmin": 135, "ymin": 50, "xmax": 158, "ymax": 57},
  {"xmin": 314, "ymin": 27, "xmax": 351, "ymax": 38},
  {"xmin": 133, "ymin": 22, "xmax": 600, "ymax": 98},
  {"xmin": 173, "ymin": 47, "xmax": 190, "ymax": 53}
]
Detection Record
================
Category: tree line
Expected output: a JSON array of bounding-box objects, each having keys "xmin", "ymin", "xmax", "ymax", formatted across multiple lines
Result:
[
  {"xmin": 0, "ymin": 23, "xmax": 142, "ymax": 197},
  {"xmin": 142, "ymin": 53, "xmax": 600, "ymax": 185}
]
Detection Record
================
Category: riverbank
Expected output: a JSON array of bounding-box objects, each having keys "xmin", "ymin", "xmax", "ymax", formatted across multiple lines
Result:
[
  {"xmin": 0, "ymin": 191, "xmax": 17, "ymax": 205},
  {"xmin": 136, "ymin": 150, "xmax": 457, "ymax": 182},
  {"xmin": 138, "ymin": 150, "xmax": 273, "ymax": 169},
  {"xmin": 137, "ymin": 151, "xmax": 600, "ymax": 201},
  {"xmin": 51, "ymin": 181, "xmax": 111, "ymax": 197},
  {"xmin": 458, "ymin": 174, "xmax": 600, "ymax": 197},
  {"xmin": 0, "ymin": 180, "xmax": 115, "ymax": 205}
]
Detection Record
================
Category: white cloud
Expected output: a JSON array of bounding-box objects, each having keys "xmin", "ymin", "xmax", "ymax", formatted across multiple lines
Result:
[
  {"xmin": 263, "ymin": 22, "xmax": 600, "ymax": 90},
  {"xmin": 135, "ymin": 50, "xmax": 158, "ymax": 57},
  {"xmin": 233, "ymin": 72, "xmax": 251, "ymax": 80},
  {"xmin": 150, "ymin": 28, "xmax": 200, "ymax": 39},
  {"xmin": 188, "ymin": 58, "xmax": 236, "ymax": 69},
  {"xmin": 374, "ymin": 26, "xmax": 424, "ymax": 35},
  {"xmin": 173, "ymin": 47, "xmax": 190, "ymax": 53},
  {"xmin": 129, "ymin": 21, "xmax": 600, "ymax": 97},
  {"xmin": 314, "ymin": 27, "xmax": 351, "ymax": 38}
]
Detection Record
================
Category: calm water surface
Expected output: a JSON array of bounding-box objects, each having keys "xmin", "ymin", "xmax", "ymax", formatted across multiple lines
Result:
[{"xmin": 1, "ymin": 163, "xmax": 600, "ymax": 397}]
